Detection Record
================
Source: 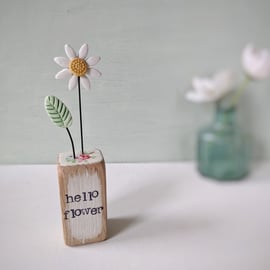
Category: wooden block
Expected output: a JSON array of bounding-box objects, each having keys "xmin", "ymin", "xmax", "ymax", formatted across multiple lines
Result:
[{"xmin": 57, "ymin": 149, "xmax": 107, "ymax": 246}]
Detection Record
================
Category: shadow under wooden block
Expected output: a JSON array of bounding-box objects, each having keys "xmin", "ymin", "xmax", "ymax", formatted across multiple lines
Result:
[{"xmin": 57, "ymin": 149, "xmax": 107, "ymax": 246}]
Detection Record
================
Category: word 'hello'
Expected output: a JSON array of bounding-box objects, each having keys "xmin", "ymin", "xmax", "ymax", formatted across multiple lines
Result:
[
  {"xmin": 65, "ymin": 190, "xmax": 99, "ymax": 203},
  {"xmin": 64, "ymin": 190, "xmax": 104, "ymax": 220}
]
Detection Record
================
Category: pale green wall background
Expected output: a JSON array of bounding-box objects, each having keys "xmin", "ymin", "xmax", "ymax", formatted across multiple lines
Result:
[{"xmin": 0, "ymin": 0, "xmax": 270, "ymax": 164}]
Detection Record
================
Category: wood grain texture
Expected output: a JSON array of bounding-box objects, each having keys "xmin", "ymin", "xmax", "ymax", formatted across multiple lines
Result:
[{"xmin": 57, "ymin": 151, "xmax": 107, "ymax": 246}]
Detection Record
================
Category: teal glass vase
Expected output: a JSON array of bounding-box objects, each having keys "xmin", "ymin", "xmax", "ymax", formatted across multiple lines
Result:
[{"xmin": 197, "ymin": 105, "xmax": 250, "ymax": 180}]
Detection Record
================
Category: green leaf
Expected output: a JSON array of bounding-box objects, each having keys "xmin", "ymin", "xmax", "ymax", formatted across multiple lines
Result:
[{"xmin": 44, "ymin": 96, "xmax": 73, "ymax": 128}]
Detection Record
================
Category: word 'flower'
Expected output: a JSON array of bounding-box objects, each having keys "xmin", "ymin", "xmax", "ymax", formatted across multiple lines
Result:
[
  {"xmin": 186, "ymin": 70, "xmax": 236, "ymax": 103},
  {"xmin": 242, "ymin": 44, "xmax": 270, "ymax": 80},
  {"xmin": 54, "ymin": 43, "xmax": 101, "ymax": 90}
]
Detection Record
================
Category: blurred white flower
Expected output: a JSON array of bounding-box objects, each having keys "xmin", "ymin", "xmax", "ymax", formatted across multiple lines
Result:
[
  {"xmin": 242, "ymin": 44, "xmax": 270, "ymax": 80},
  {"xmin": 186, "ymin": 70, "xmax": 236, "ymax": 103}
]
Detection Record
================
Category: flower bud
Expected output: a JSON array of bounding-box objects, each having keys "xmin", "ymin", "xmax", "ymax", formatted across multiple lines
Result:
[{"xmin": 242, "ymin": 44, "xmax": 270, "ymax": 80}]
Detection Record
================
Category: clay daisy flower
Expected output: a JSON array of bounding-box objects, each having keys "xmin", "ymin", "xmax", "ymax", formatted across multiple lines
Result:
[{"xmin": 54, "ymin": 43, "xmax": 101, "ymax": 90}]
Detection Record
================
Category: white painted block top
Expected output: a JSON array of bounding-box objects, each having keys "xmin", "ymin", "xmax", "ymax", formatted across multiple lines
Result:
[{"xmin": 58, "ymin": 149, "xmax": 103, "ymax": 166}]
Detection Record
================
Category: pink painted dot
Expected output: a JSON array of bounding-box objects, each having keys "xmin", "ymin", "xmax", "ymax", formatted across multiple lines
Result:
[{"xmin": 78, "ymin": 154, "xmax": 91, "ymax": 161}]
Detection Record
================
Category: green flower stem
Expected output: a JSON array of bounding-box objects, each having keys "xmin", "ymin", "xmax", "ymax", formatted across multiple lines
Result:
[
  {"xmin": 231, "ymin": 74, "xmax": 251, "ymax": 108},
  {"xmin": 78, "ymin": 76, "xmax": 84, "ymax": 154},
  {"xmin": 66, "ymin": 128, "xmax": 76, "ymax": 159}
]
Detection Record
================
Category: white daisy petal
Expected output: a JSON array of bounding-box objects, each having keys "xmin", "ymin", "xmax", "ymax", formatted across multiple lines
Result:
[
  {"xmin": 79, "ymin": 43, "xmax": 88, "ymax": 59},
  {"xmin": 88, "ymin": 68, "xmax": 102, "ymax": 78},
  {"xmin": 68, "ymin": 75, "xmax": 78, "ymax": 90},
  {"xmin": 54, "ymin": 57, "xmax": 69, "ymax": 68},
  {"xmin": 80, "ymin": 76, "xmax": 91, "ymax": 89},
  {"xmin": 86, "ymin": 56, "xmax": 101, "ymax": 66},
  {"xmin": 55, "ymin": 68, "xmax": 72, "ymax": 79},
  {"xmin": 64, "ymin": 44, "xmax": 76, "ymax": 60}
]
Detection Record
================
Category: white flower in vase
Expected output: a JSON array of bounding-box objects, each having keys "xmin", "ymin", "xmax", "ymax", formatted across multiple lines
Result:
[
  {"xmin": 54, "ymin": 43, "xmax": 102, "ymax": 90},
  {"xmin": 186, "ymin": 70, "xmax": 236, "ymax": 103},
  {"xmin": 242, "ymin": 44, "xmax": 270, "ymax": 80}
]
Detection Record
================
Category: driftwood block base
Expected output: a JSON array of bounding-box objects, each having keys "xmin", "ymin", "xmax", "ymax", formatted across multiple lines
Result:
[{"xmin": 57, "ymin": 149, "xmax": 107, "ymax": 246}]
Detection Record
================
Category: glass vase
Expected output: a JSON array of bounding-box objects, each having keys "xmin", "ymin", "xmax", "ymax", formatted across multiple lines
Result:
[{"xmin": 197, "ymin": 105, "xmax": 250, "ymax": 180}]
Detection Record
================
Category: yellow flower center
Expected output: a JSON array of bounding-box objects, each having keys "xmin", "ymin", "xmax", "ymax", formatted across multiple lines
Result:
[{"xmin": 69, "ymin": 58, "xmax": 88, "ymax": 76}]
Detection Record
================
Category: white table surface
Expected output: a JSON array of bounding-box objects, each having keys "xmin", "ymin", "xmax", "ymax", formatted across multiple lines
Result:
[{"xmin": 1, "ymin": 163, "xmax": 270, "ymax": 270}]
